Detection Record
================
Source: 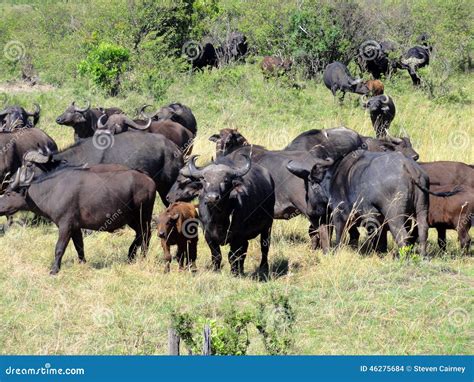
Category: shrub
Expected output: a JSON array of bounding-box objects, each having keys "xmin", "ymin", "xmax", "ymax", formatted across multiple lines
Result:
[{"xmin": 77, "ymin": 42, "xmax": 130, "ymax": 96}]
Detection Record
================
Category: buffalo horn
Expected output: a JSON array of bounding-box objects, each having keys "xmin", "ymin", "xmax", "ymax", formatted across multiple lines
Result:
[
  {"xmin": 125, "ymin": 116, "xmax": 152, "ymax": 130},
  {"xmin": 187, "ymin": 155, "xmax": 204, "ymax": 178},
  {"xmin": 232, "ymin": 154, "xmax": 252, "ymax": 177}
]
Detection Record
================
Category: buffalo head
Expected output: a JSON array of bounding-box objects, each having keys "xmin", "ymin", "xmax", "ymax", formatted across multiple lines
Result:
[
  {"xmin": 56, "ymin": 101, "xmax": 91, "ymax": 126},
  {"xmin": 96, "ymin": 114, "xmax": 152, "ymax": 134},
  {"xmin": 187, "ymin": 155, "xmax": 251, "ymax": 206},
  {"xmin": 208, "ymin": 129, "xmax": 249, "ymax": 157},
  {"xmin": 0, "ymin": 104, "xmax": 40, "ymax": 131}
]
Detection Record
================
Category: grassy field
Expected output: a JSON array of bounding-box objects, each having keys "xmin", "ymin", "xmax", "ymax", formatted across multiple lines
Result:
[{"xmin": 0, "ymin": 63, "xmax": 473, "ymax": 354}]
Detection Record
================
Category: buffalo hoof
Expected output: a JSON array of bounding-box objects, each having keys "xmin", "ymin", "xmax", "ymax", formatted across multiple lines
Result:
[{"xmin": 49, "ymin": 268, "xmax": 59, "ymax": 276}]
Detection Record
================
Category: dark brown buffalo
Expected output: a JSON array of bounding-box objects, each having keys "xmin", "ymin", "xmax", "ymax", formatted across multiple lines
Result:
[
  {"xmin": 1, "ymin": 161, "xmax": 156, "ymax": 274},
  {"xmin": 364, "ymin": 79, "xmax": 384, "ymax": 96},
  {"xmin": 428, "ymin": 185, "xmax": 473, "ymax": 255},
  {"xmin": 420, "ymin": 161, "xmax": 474, "ymax": 255},
  {"xmin": 55, "ymin": 101, "xmax": 123, "ymax": 140},
  {"xmin": 95, "ymin": 114, "xmax": 194, "ymax": 155},
  {"xmin": 140, "ymin": 103, "xmax": 197, "ymax": 136},
  {"xmin": 0, "ymin": 104, "xmax": 40, "ymax": 131},
  {"xmin": 156, "ymin": 202, "xmax": 198, "ymax": 273},
  {"xmin": 261, "ymin": 56, "xmax": 293, "ymax": 78}
]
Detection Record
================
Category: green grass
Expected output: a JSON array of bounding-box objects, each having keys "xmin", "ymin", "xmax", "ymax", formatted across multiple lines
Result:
[{"xmin": 0, "ymin": 63, "xmax": 473, "ymax": 354}]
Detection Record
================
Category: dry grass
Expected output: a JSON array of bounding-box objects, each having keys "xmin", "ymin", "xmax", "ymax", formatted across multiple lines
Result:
[{"xmin": 0, "ymin": 63, "xmax": 473, "ymax": 354}]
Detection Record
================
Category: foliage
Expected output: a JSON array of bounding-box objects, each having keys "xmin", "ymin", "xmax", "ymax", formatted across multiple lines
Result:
[{"xmin": 77, "ymin": 42, "xmax": 130, "ymax": 96}]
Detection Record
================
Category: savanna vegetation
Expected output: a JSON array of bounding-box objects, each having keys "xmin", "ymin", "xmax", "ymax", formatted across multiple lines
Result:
[{"xmin": 0, "ymin": 0, "xmax": 472, "ymax": 355}]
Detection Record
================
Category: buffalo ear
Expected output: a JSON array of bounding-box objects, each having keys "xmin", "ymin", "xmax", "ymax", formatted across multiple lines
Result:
[
  {"xmin": 286, "ymin": 161, "xmax": 310, "ymax": 179},
  {"xmin": 209, "ymin": 134, "xmax": 220, "ymax": 142}
]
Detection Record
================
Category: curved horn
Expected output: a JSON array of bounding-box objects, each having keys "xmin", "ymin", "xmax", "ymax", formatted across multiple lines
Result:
[
  {"xmin": 26, "ymin": 103, "xmax": 40, "ymax": 117},
  {"xmin": 139, "ymin": 104, "xmax": 155, "ymax": 119},
  {"xmin": 381, "ymin": 94, "xmax": 389, "ymax": 103},
  {"xmin": 232, "ymin": 154, "xmax": 252, "ymax": 177},
  {"xmin": 9, "ymin": 169, "xmax": 21, "ymax": 190},
  {"xmin": 23, "ymin": 150, "xmax": 50, "ymax": 164},
  {"xmin": 97, "ymin": 114, "xmax": 107, "ymax": 129},
  {"xmin": 187, "ymin": 155, "xmax": 204, "ymax": 178},
  {"xmin": 386, "ymin": 134, "xmax": 402, "ymax": 144},
  {"xmin": 74, "ymin": 100, "xmax": 90, "ymax": 113},
  {"xmin": 124, "ymin": 116, "xmax": 152, "ymax": 130}
]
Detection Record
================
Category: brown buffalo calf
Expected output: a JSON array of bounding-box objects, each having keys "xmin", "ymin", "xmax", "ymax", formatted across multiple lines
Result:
[
  {"xmin": 261, "ymin": 56, "xmax": 293, "ymax": 79},
  {"xmin": 429, "ymin": 185, "xmax": 473, "ymax": 255},
  {"xmin": 156, "ymin": 202, "xmax": 199, "ymax": 272},
  {"xmin": 365, "ymin": 79, "xmax": 384, "ymax": 95}
]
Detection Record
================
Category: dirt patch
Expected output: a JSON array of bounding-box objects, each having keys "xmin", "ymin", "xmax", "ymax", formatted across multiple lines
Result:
[{"xmin": 0, "ymin": 81, "xmax": 55, "ymax": 94}]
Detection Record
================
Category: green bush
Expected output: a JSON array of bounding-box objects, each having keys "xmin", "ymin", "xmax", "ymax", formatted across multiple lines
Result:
[{"xmin": 77, "ymin": 42, "xmax": 130, "ymax": 96}]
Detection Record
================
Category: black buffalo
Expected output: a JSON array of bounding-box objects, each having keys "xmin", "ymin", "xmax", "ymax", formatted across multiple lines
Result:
[
  {"xmin": 362, "ymin": 95, "xmax": 396, "ymax": 138},
  {"xmin": 323, "ymin": 62, "xmax": 369, "ymax": 102},
  {"xmin": 287, "ymin": 151, "xmax": 458, "ymax": 255},
  {"xmin": 0, "ymin": 104, "xmax": 40, "ymax": 131},
  {"xmin": 1, "ymin": 162, "xmax": 156, "ymax": 274},
  {"xmin": 55, "ymin": 101, "xmax": 123, "ymax": 140},
  {"xmin": 23, "ymin": 132, "xmax": 183, "ymax": 206},
  {"xmin": 357, "ymin": 40, "xmax": 398, "ymax": 79},
  {"xmin": 186, "ymin": 155, "xmax": 274, "ymax": 275},
  {"xmin": 141, "ymin": 103, "xmax": 197, "ymax": 136},
  {"xmin": 398, "ymin": 45, "xmax": 432, "ymax": 85}
]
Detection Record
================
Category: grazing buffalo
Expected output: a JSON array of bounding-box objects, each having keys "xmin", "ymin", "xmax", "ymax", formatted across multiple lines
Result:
[
  {"xmin": 323, "ymin": 62, "xmax": 369, "ymax": 102},
  {"xmin": 95, "ymin": 114, "xmax": 193, "ymax": 155},
  {"xmin": 156, "ymin": 202, "xmax": 198, "ymax": 272},
  {"xmin": 365, "ymin": 79, "xmax": 384, "ymax": 96},
  {"xmin": 186, "ymin": 155, "xmax": 274, "ymax": 275},
  {"xmin": 287, "ymin": 151, "xmax": 458, "ymax": 255},
  {"xmin": 55, "ymin": 101, "xmax": 123, "ymax": 140},
  {"xmin": 23, "ymin": 132, "xmax": 183, "ymax": 206},
  {"xmin": 362, "ymin": 95, "xmax": 396, "ymax": 138},
  {"xmin": 261, "ymin": 56, "xmax": 293, "ymax": 79},
  {"xmin": 0, "ymin": 104, "xmax": 40, "ymax": 131},
  {"xmin": 398, "ymin": 44, "xmax": 432, "ymax": 85},
  {"xmin": 141, "ymin": 103, "xmax": 197, "ymax": 136},
  {"xmin": 1, "ymin": 162, "xmax": 156, "ymax": 274}
]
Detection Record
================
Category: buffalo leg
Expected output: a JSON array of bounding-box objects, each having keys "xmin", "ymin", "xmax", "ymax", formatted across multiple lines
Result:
[
  {"xmin": 229, "ymin": 240, "xmax": 248, "ymax": 276},
  {"xmin": 385, "ymin": 215, "xmax": 410, "ymax": 255},
  {"xmin": 71, "ymin": 230, "xmax": 86, "ymax": 263},
  {"xmin": 50, "ymin": 227, "xmax": 72, "ymax": 275},
  {"xmin": 348, "ymin": 225, "xmax": 360, "ymax": 248},
  {"xmin": 259, "ymin": 227, "xmax": 271, "ymax": 274},
  {"xmin": 188, "ymin": 239, "xmax": 198, "ymax": 272},
  {"xmin": 457, "ymin": 223, "xmax": 471, "ymax": 256},
  {"xmin": 416, "ymin": 211, "xmax": 429, "ymax": 257},
  {"xmin": 205, "ymin": 234, "xmax": 222, "ymax": 271},
  {"xmin": 437, "ymin": 227, "xmax": 447, "ymax": 252},
  {"xmin": 161, "ymin": 240, "xmax": 172, "ymax": 273}
]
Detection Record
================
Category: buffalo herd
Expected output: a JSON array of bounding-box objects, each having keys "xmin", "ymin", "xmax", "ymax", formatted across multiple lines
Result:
[{"xmin": 0, "ymin": 45, "xmax": 471, "ymax": 276}]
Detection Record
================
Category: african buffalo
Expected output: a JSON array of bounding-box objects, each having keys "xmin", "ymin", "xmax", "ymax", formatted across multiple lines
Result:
[
  {"xmin": 22, "ymin": 132, "xmax": 183, "ymax": 206},
  {"xmin": 261, "ymin": 56, "xmax": 293, "ymax": 79},
  {"xmin": 362, "ymin": 95, "xmax": 396, "ymax": 138},
  {"xmin": 287, "ymin": 151, "xmax": 458, "ymax": 255},
  {"xmin": 156, "ymin": 202, "xmax": 198, "ymax": 272},
  {"xmin": 95, "ymin": 114, "xmax": 193, "ymax": 155},
  {"xmin": 357, "ymin": 40, "xmax": 398, "ymax": 79},
  {"xmin": 0, "ymin": 104, "xmax": 40, "ymax": 131},
  {"xmin": 141, "ymin": 103, "xmax": 197, "ymax": 136},
  {"xmin": 0, "ymin": 128, "xmax": 57, "ymax": 190},
  {"xmin": 186, "ymin": 155, "xmax": 274, "ymax": 275},
  {"xmin": 323, "ymin": 62, "xmax": 369, "ymax": 102},
  {"xmin": 1, "ymin": 162, "xmax": 156, "ymax": 274},
  {"xmin": 398, "ymin": 44, "xmax": 432, "ymax": 86},
  {"xmin": 365, "ymin": 79, "xmax": 384, "ymax": 96},
  {"xmin": 55, "ymin": 101, "xmax": 123, "ymax": 140}
]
